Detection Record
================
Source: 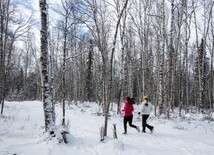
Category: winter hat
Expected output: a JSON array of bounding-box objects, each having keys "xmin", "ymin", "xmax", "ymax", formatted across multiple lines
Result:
[{"xmin": 143, "ymin": 96, "xmax": 149, "ymax": 100}]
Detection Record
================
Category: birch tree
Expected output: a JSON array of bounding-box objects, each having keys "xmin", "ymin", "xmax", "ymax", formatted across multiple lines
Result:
[
  {"xmin": 103, "ymin": 0, "xmax": 129, "ymax": 137},
  {"xmin": 157, "ymin": 0, "xmax": 166, "ymax": 116},
  {"xmin": 39, "ymin": 0, "xmax": 55, "ymax": 134},
  {"xmin": 0, "ymin": 0, "xmax": 33, "ymax": 114},
  {"xmin": 116, "ymin": 0, "xmax": 128, "ymax": 114},
  {"xmin": 0, "ymin": 0, "xmax": 10, "ymax": 114},
  {"xmin": 183, "ymin": 0, "xmax": 191, "ymax": 113},
  {"xmin": 167, "ymin": 0, "xmax": 175, "ymax": 116}
]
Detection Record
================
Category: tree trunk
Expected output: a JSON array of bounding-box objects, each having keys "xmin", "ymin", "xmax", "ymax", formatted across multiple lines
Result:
[
  {"xmin": 39, "ymin": 0, "xmax": 55, "ymax": 134},
  {"xmin": 103, "ymin": 0, "xmax": 129, "ymax": 137},
  {"xmin": 62, "ymin": 11, "xmax": 68, "ymax": 127},
  {"xmin": 158, "ymin": 0, "xmax": 165, "ymax": 116},
  {"xmin": 0, "ymin": 0, "xmax": 10, "ymax": 114},
  {"xmin": 167, "ymin": 0, "xmax": 175, "ymax": 117}
]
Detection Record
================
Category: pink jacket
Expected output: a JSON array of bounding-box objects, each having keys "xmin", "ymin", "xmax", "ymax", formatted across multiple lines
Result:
[{"xmin": 122, "ymin": 101, "xmax": 134, "ymax": 116}]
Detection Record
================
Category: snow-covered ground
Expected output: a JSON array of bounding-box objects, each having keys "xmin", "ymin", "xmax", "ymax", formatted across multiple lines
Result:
[{"xmin": 0, "ymin": 101, "xmax": 214, "ymax": 155}]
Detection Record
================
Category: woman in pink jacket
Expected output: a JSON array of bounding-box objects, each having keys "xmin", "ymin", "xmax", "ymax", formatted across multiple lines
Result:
[{"xmin": 122, "ymin": 97, "xmax": 140, "ymax": 134}]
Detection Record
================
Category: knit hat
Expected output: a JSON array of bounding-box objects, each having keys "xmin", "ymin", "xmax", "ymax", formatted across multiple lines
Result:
[{"xmin": 143, "ymin": 96, "xmax": 149, "ymax": 100}]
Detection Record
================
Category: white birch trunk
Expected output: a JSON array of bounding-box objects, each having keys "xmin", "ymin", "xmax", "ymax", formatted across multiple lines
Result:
[
  {"xmin": 39, "ymin": 0, "xmax": 55, "ymax": 134},
  {"xmin": 158, "ymin": 0, "xmax": 165, "ymax": 116},
  {"xmin": 103, "ymin": 0, "xmax": 129, "ymax": 137},
  {"xmin": 167, "ymin": 0, "xmax": 175, "ymax": 117}
]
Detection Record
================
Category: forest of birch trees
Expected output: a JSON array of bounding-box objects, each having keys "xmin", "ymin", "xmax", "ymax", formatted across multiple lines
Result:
[{"xmin": 1, "ymin": 0, "xmax": 214, "ymax": 119}]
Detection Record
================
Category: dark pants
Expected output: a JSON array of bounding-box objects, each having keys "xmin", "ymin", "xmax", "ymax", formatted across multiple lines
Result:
[
  {"xmin": 142, "ymin": 115, "xmax": 153, "ymax": 132},
  {"xmin": 124, "ymin": 115, "xmax": 137, "ymax": 132}
]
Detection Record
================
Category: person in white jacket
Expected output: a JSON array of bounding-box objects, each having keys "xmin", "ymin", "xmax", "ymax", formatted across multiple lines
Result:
[{"xmin": 138, "ymin": 96, "xmax": 154, "ymax": 133}]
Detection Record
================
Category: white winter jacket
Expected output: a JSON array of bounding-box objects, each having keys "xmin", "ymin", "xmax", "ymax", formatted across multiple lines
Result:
[{"xmin": 140, "ymin": 100, "xmax": 153, "ymax": 115}]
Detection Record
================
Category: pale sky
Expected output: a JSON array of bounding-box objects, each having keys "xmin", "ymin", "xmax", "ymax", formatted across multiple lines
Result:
[{"xmin": 14, "ymin": 0, "xmax": 62, "ymax": 48}]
